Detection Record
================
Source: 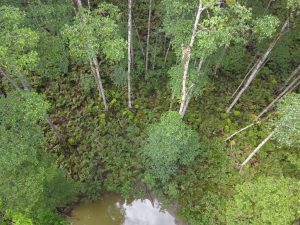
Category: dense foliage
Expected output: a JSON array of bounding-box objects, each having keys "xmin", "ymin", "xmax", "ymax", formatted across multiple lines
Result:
[{"xmin": 0, "ymin": 0, "xmax": 299, "ymax": 224}]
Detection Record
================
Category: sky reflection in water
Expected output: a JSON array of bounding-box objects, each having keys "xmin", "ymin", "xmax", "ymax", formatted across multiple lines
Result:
[{"xmin": 69, "ymin": 195, "xmax": 177, "ymax": 225}]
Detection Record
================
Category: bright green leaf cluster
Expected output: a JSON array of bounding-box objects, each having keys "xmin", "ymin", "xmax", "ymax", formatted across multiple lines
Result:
[
  {"xmin": 36, "ymin": 33, "xmax": 69, "ymax": 78},
  {"xmin": 0, "ymin": 91, "xmax": 78, "ymax": 218},
  {"xmin": 62, "ymin": 5, "xmax": 126, "ymax": 64},
  {"xmin": 272, "ymin": 93, "xmax": 300, "ymax": 147},
  {"xmin": 226, "ymin": 176, "xmax": 299, "ymax": 225},
  {"xmin": 0, "ymin": 6, "xmax": 39, "ymax": 76},
  {"xmin": 168, "ymin": 64, "xmax": 208, "ymax": 98},
  {"xmin": 142, "ymin": 112, "xmax": 200, "ymax": 185}
]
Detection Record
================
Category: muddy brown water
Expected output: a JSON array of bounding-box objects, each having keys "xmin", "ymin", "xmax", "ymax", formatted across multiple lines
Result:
[{"xmin": 68, "ymin": 194, "xmax": 185, "ymax": 225}]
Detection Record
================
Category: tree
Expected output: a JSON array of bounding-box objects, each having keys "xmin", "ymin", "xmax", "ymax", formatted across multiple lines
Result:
[
  {"xmin": 145, "ymin": 0, "xmax": 153, "ymax": 73},
  {"xmin": 142, "ymin": 112, "xmax": 200, "ymax": 185},
  {"xmin": 36, "ymin": 32, "xmax": 69, "ymax": 78},
  {"xmin": 0, "ymin": 6, "xmax": 39, "ymax": 82},
  {"xmin": 0, "ymin": 5, "xmax": 64, "ymax": 142},
  {"xmin": 128, "ymin": 0, "xmax": 133, "ymax": 108},
  {"xmin": 227, "ymin": 0, "xmax": 300, "ymax": 112},
  {"xmin": 240, "ymin": 93, "xmax": 300, "ymax": 171},
  {"xmin": 62, "ymin": 4, "xmax": 126, "ymax": 111},
  {"xmin": 161, "ymin": 0, "xmax": 279, "ymax": 117},
  {"xmin": 226, "ymin": 176, "xmax": 299, "ymax": 225},
  {"xmin": 0, "ymin": 91, "xmax": 78, "ymax": 222}
]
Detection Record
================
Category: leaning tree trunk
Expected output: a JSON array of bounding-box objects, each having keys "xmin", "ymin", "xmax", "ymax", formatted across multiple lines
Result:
[
  {"xmin": 127, "ymin": 0, "xmax": 133, "ymax": 109},
  {"xmin": 145, "ymin": 0, "xmax": 152, "ymax": 73},
  {"xmin": 227, "ymin": 18, "xmax": 289, "ymax": 113},
  {"xmin": 91, "ymin": 57, "xmax": 109, "ymax": 111},
  {"xmin": 0, "ymin": 68, "xmax": 65, "ymax": 143},
  {"xmin": 239, "ymin": 131, "xmax": 274, "ymax": 172},
  {"xmin": 256, "ymin": 64, "xmax": 300, "ymax": 119},
  {"xmin": 226, "ymin": 64, "xmax": 300, "ymax": 142},
  {"xmin": 179, "ymin": 3, "xmax": 204, "ymax": 117}
]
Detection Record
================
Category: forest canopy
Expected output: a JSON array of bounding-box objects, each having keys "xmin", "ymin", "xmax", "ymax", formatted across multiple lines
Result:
[{"xmin": 0, "ymin": 0, "xmax": 299, "ymax": 224}]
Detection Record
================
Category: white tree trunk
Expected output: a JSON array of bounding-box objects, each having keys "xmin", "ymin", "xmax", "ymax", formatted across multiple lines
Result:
[
  {"xmin": 240, "ymin": 131, "xmax": 274, "ymax": 172},
  {"xmin": 75, "ymin": 0, "xmax": 83, "ymax": 8},
  {"xmin": 197, "ymin": 57, "xmax": 205, "ymax": 72},
  {"xmin": 74, "ymin": 0, "xmax": 109, "ymax": 111},
  {"xmin": 87, "ymin": 0, "xmax": 91, "ymax": 10},
  {"xmin": 128, "ymin": 0, "xmax": 133, "ymax": 109},
  {"xmin": 283, "ymin": 64, "xmax": 300, "ymax": 86},
  {"xmin": 226, "ymin": 64, "xmax": 300, "ymax": 141},
  {"xmin": 256, "ymin": 64, "xmax": 300, "ymax": 119},
  {"xmin": 91, "ymin": 57, "xmax": 109, "ymax": 111},
  {"xmin": 179, "ymin": 3, "xmax": 204, "ymax": 117},
  {"xmin": 227, "ymin": 19, "xmax": 289, "ymax": 113},
  {"xmin": 145, "ymin": 0, "xmax": 152, "ymax": 73}
]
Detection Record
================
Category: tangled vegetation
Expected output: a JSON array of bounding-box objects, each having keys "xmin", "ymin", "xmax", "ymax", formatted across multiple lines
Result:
[{"xmin": 0, "ymin": 0, "xmax": 299, "ymax": 224}]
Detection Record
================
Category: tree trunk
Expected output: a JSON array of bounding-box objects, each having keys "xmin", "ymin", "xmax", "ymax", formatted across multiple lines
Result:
[
  {"xmin": 127, "ymin": 0, "xmax": 133, "ymax": 109},
  {"xmin": 1, "ymin": 69, "xmax": 65, "ymax": 143},
  {"xmin": 145, "ymin": 0, "xmax": 152, "ymax": 73},
  {"xmin": 283, "ymin": 64, "xmax": 300, "ymax": 87},
  {"xmin": 87, "ymin": 0, "xmax": 91, "ymax": 10},
  {"xmin": 256, "ymin": 64, "xmax": 300, "ymax": 120},
  {"xmin": 91, "ymin": 57, "xmax": 109, "ymax": 111},
  {"xmin": 239, "ymin": 131, "xmax": 274, "ymax": 172},
  {"xmin": 225, "ymin": 64, "xmax": 300, "ymax": 141},
  {"xmin": 75, "ymin": 0, "xmax": 83, "ymax": 8},
  {"xmin": 227, "ymin": 18, "xmax": 289, "ymax": 113},
  {"xmin": 44, "ymin": 114, "xmax": 65, "ymax": 144},
  {"xmin": 73, "ymin": 0, "xmax": 109, "ymax": 111},
  {"xmin": 179, "ymin": 3, "xmax": 204, "ymax": 117},
  {"xmin": 197, "ymin": 57, "xmax": 205, "ymax": 72},
  {"xmin": 0, "ymin": 68, "xmax": 19, "ymax": 89}
]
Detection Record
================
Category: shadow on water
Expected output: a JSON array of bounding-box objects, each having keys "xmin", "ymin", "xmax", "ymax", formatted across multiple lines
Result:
[{"xmin": 68, "ymin": 194, "xmax": 186, "ymax": 225}]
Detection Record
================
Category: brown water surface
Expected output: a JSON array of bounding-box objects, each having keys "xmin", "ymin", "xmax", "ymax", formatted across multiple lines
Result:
[{"xmin": 68, "ymin": 194, "xmax": 180, "ymax": 225}]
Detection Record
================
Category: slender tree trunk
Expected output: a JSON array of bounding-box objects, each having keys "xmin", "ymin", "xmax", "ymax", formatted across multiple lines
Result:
[
  {"xmin": 179, "ymin": 3, "xmax": 204, "ymax": 117},
  {"xmin": 240, "ymin": 131, "xmax": 274, "ymax": 172},
  {"xmin": 256, "ymin": 64, "xmax": 300, "ymax": 120},
  {"xmin": 227, "ymin": 19, "xmax": 289, "ymax": 113},
  {"xmin": 75, "ymin": 0, "xmax": 83, "ymax": 8},
  {"xmin": 44, "ymin": 114, "xmax": 65, "ymax": 143},
  {"xmin": 87, "ymin": 0, "xmax": 91, "ymax": 10},
  {"xmin": 182, "ymin": 86, "xmax": 194, "ymax": 116},
  {"xmin": 0, "ymin": 68, "xmax": 19, "ymax": 89},
  {"xmin": 226, "ymin": 64, "xmax": 300, "ymax": 141},
  {"xmin": 283, "ymin": 64, "xmax": 300, "ymax": 87},
  {"xmin": 264, "ymin": 0, "xmax": 275, "ymax": 14},
  {"xmin": 1, "ymin": 69, "xmax": 65, "ymax": 142},
  {"xmin": 197, "ymin": 57, "xmax": 205, "ymax": 72},
  {"xmin": 91, "ymin": 57, "xmax": 109, "ymax": 111},
  {"xmin": 74, "ymin": 0, "xmax": 109, "ymax": 111},
  {"xmin": 128, "ymin": 0, "xmax": 133, "ymax": 108},
  {"xmin": 145, "ymin": 0, "xmax": 152, "ymax": 73}
]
